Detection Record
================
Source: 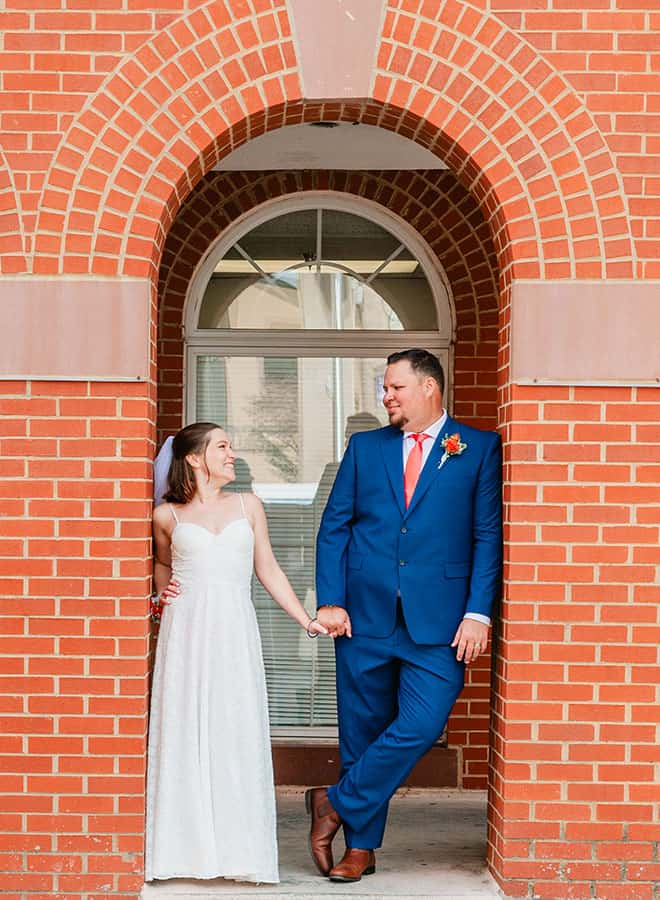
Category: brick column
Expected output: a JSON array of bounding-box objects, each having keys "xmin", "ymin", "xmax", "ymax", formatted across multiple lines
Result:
[
  {"xmin": 489, "ymin": 367, "xmax": 660, "ymax": 897},
  {"xmin": 0, "ymin": 380, "xmax": 155, "ymax": 895}
]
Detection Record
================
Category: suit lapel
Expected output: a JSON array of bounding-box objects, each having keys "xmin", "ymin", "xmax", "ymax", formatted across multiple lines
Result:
[
  {"xmin": 380, "ymin": 426, "xmax": 405, "ymax": 517},
  {"xmin": 405, "ymin": 415, "xmax": 456, "ymax": 516}
]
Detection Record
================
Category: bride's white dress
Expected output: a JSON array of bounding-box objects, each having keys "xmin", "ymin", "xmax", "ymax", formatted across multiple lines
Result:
[{"xmin": 145, "ymin": 500, "xmax": 279, "ymax": 883}]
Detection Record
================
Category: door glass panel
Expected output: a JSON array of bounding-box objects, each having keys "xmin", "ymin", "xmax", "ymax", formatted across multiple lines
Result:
[{"xmin": 195, "ymin": 354, "xmax": 388, "ymax": 731}]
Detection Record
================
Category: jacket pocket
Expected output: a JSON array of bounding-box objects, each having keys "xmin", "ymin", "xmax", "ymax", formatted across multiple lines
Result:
[{"xmin": 444, "ymin": 562, "xmax": 471, "ymax": 578}]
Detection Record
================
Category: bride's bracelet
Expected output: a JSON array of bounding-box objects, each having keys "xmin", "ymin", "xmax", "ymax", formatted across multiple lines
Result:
[
  {"xmin": 305, "ymin": 617, "xmax": 319, "ymax": 639},
  {"xmin": 150, "ymin": 593, "xmax": 163, "ymax": 624}
]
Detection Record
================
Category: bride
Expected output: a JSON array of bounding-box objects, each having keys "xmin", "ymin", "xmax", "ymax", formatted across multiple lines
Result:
[{"xmin": 145, "ymin": 422, "xmax": 327, "ymax": 882}]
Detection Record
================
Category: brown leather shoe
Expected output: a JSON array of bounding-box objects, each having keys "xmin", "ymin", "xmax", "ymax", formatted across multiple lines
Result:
[
  {"xmin": 329, "ymin": 847, "xmax": 376, "ymax": 882},
  {"xmin": 304, "ymin": 787, "xmax": 342, "ymax": 876}
]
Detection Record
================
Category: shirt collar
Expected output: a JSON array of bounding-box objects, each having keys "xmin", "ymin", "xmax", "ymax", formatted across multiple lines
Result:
[{"xmin": 403, "ymin": 410, "xmax": 448, "ymax": 441}]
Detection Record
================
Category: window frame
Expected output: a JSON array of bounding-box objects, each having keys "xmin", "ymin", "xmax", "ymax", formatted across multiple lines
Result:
[
  {"xmin": 186, "ymin": 341, "xmax": 453, "ymax": 426},
  {"xmin": 184, "ymin": 193, "xmax": 456, "ymax": 345},
  {"xmin": 183, "ymin": 195, "xmax": 455, "ymax": 742}
]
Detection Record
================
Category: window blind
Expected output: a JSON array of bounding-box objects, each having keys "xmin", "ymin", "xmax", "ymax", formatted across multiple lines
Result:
[{"xmin": 195, "ymin": 354, "xmax": 385, "ymax": 733}]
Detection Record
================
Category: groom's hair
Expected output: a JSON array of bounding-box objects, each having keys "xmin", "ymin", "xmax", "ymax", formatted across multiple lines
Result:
[{"xmin": 387, "ymin": 348, "xmax": 445, "ymax": 395}]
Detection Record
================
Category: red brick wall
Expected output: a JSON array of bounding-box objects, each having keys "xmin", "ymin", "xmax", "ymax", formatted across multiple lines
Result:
[
  {"xmin": 491, "ymin": 383, "xmax": 660, "ymax": 900},
  {"xmin": 0, "ymin": 1, "xmax": 658, "ymax": 897},
  {"xmin": 0, "ymin": 0, "xmax": 642, "ymax": 278},
  {"xmin": 511, "ymin": 3, "xmax": 660, "ymax": 280},
  {"xmin": 0, "ymin": 381, "xmax": 155, "ymax": 895}
]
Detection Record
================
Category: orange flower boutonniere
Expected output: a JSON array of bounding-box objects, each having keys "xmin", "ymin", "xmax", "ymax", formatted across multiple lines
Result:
[{"xmin": 438, "ymin": 432, "xmax": 467, "ymax": 470}]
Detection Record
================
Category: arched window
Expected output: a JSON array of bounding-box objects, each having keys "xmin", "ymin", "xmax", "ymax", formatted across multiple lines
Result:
[
  {"xmin": 185, "ymin": 196, "xmax": 454, "ymax": 739},
  {"xmin": 196, "ymin": 207, "xmax": 440, "ymax": 331}
]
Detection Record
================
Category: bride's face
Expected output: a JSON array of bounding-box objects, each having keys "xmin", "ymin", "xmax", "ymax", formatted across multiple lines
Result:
[{"xmin": 198, "ymin": 428, "xmax": 236, "ymax": 484}]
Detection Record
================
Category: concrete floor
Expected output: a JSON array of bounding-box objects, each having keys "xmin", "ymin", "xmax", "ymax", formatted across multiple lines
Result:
[{"xmin": 141, "ymin": 788, "xmax": 503, "ymax": 900}]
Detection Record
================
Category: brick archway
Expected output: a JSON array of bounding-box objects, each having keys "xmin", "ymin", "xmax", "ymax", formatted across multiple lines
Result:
[
  {"xmin": 157, "ymin": 166, "xmax": 500, "ymax": 790},
  {"xmin": 13, "ymin": 2, "xmax": 643, "ymax": 895},
  {"xmin": 31, "ymin": 0, "xmax": 633, "ymax": 284},
  {"xmin": 157, "ymin": 168, "xmax": 498, "ymax": 435},
  {"xmin": 375, "ymin": 0, "xmax": 635, "ymax": 280},
  {"xmin": 1, "ymin": 3, "xmax": 657, "ymax": 898},
  {"xmin": 0, "ymin": 147, "xmax": 26, "ymax": 275}
]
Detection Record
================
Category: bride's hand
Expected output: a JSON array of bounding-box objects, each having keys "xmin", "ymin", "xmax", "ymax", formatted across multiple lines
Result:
[
  {"xmin": 305, "ymin": 617, "xmax": 329, "ymax": 637},
  {"xmin": 159, "ymin": 578, "xmax": 180, "ymax": 606}
]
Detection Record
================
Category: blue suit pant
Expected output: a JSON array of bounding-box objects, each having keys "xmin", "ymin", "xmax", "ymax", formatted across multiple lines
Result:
[{"xmin": 328, "ymin": 606, "xmax": 465, "ymax": 849}]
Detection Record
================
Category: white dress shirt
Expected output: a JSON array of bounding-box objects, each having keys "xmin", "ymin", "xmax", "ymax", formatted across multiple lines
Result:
[
  {"xmin": 402, "ymin": 411, "xmax": 448, "ymax": 470},
  {"xmin": 402, "ymin": 412, "xmax": 490, "ymax": 628}
]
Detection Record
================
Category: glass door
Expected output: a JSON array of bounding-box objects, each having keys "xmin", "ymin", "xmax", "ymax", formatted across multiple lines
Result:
[
  {"xmin": 191, "ymin": 352, "xmax": 393, "ymax": 738},
  {"xmin": 184, "ymin": 198, "xmax": 452, "ymax": 739}
]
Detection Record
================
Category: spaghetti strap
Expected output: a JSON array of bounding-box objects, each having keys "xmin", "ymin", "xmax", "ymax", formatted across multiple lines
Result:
[
  {"xmin": 238, "ymin": 493, "xmax": 247, "ymax": 518},
  {"xmin": 169, "ymin": 504, "xmax": 179, "ymax": 524}
]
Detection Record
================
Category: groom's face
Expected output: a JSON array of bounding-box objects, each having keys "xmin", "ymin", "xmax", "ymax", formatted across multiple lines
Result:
[{"xmin": 383, "ymin": 360, "xmax": 435, "ymax": 430}]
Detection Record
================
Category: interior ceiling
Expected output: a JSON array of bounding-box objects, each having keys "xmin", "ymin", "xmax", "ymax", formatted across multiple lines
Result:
[{"xmin": 214, "ymin": 123, "xmax": 448, "ymax": 171}]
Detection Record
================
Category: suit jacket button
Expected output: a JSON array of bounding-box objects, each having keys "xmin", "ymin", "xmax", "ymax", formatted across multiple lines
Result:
[
  {"xmin": 401, "ymin": 527, "xmax": 408, "ymax": 534},
  {"xmin": 399, "ymin": 560, "xmax": 406, "ymax": 566}
]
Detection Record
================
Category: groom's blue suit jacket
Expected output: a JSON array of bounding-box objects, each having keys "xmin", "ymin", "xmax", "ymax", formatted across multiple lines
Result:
[{"xmin": 316, "ymin": 417, "xmax": 503, "ymax": 645}]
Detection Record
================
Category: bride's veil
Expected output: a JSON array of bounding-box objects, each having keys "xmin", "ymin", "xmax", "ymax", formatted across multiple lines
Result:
[{"xmin": 153, "ymin": 435, "xmax": 174, "ymax": 507}]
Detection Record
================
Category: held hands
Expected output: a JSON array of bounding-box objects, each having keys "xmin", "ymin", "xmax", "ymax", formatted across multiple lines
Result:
[
  {"xmin": 451, "ymin": 618, "xmax": 489, "ymax": 664},
  {"xmin": 317, "ymin": 605, "xmax": 352, "ymax": 639},
  {"xmin": 305, "ymin": 618, "xmax": 329, "ymax": 638}
]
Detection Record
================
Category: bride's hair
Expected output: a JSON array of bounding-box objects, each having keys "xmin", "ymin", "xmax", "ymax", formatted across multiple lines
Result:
[{"xmin": 164, "ymin": 422, "xmax": 223, "ymax": 504}]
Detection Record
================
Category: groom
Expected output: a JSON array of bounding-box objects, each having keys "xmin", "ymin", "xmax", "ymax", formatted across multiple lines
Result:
[{"xmin": 306, "ymin": 348, "xmax": 502, "ymax": 882}]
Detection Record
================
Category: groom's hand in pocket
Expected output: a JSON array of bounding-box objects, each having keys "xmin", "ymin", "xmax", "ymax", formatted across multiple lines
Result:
[{"xmin": 318, "ymin": 605, "xmax": 352, "ymax": 639}]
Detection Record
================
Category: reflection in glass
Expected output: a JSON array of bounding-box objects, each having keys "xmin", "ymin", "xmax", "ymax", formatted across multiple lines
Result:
[
  {"xmin": 194, "ymin": 355, "xmax": 386, "ymax": 731},
  {"xmin": 197, "ymin": 206, "xmax": 439, "ymax": 331},
  {"xmin": 200, "ymin": 270, "xmax": 408, "ymax": 331}
]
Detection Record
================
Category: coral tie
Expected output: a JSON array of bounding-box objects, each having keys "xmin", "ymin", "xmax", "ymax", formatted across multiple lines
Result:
[{"xmin": 404, "ymin": 433, "xmax": 430, "ymax": 508}]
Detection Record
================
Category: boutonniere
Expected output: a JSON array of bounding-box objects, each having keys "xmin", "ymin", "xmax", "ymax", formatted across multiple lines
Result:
[{"xmin": 438, "ymin": 432, "xmax": 467, "ymax": 470}]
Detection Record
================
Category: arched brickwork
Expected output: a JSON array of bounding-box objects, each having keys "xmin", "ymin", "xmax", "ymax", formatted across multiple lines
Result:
[
  {"xmin": 0, "ymin": 147, "xmax": 27, "ymax": 275},
  {"xmin": 376, "ymin": 0, "xmax": 636, "ymax": 280},
  {"xmin": 32, "ymin": 0, "xmax": 300, "ymax": 277},
  {"xmin": 2, "ymin": 4, "xmax": 657, "ymax": 897},
  {"xmin": 157, "ymin": 168, "xmax": 498, "ymax": 433},
  {"xmin": 31, "ymin": 0, "xmax": 633, "ymax": 283},
  {"xmin": 155, "ymin": 166, "xmax": 499, "ymax": 787}
]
